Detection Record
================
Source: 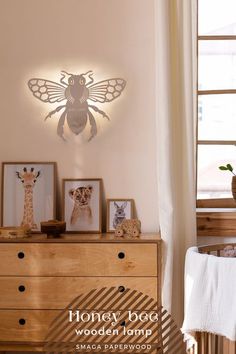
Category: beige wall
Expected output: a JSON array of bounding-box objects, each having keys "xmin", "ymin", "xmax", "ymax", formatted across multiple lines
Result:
[{"xmin": 0, "ymin": 0, "xmax": 158, "ymax": 232}]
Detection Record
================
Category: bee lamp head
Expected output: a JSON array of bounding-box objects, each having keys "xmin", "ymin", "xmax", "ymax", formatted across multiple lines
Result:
[{"xmin": 67, "ymin": 74, "xmax": 85, "ymax": 87}]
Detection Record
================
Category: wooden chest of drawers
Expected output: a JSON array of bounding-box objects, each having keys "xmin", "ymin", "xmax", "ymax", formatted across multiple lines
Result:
[{"xmin": 0, "ymin": 233, "xmax": 161, "ymax": 352}]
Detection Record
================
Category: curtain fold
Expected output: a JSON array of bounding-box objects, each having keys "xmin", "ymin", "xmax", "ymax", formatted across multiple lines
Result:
[{"xmin": 154, "ymin": 0, "xmax": 197, "ymax": 326}]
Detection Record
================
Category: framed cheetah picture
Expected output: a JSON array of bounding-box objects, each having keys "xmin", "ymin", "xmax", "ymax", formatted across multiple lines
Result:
[
  {"xmin": 106, "ymin": 199, "xmax": 134, "ymax": 233},
  {"xmin": 1, "ymin": 162, "xmax": 56, "ymax": 232},
  {"xmin": 62, "ymin": 178, "xmax": 102, "ymax": 233}
]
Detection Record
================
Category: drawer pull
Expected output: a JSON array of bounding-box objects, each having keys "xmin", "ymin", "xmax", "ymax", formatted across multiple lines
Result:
[
  {"xmin": 18, "ymin": 285, "xmax": 25, "ymax": 292},
  {"xmin": 19, "ymin": 318, "xmax": 26, "ymax": 325},
  {"xmin": 18, "ymin": 252, "xmax": 25, "ymax": 259},
  {"xmin": 118, "ymin": 252, "xmax": 125, "ymax": 259},
  {"xmin": 118, "ymin": 286, "xmax": 125, "ymax": 293}
]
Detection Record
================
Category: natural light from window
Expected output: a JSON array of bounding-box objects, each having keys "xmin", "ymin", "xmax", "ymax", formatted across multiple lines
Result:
[
  {"xmin": 199, "ymin": 0, "xmax": 236, "ymax": 35},
  {"xmin": 197, "ymin": 0, "xmax": 236, "ymax": 200}
]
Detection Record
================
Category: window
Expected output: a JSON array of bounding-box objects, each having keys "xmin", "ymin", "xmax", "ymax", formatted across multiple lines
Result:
[{"xmin": 197, "ymin": 0, "xmax": 236, "ymax": 205}]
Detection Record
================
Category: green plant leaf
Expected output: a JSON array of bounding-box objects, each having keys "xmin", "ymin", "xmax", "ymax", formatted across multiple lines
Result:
[
  {"xmin": 226, "ymin": 163, "xmax": 233, "ymax": 172},
  {"xmin": 219, "ymin": 166, "xmax": 228, "ymax": 170}
]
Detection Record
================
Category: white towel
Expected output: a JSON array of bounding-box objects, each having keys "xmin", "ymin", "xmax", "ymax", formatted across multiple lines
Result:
[{"xmin": 182, "ymin": 246, "xmax": 236, "ymax": 341}]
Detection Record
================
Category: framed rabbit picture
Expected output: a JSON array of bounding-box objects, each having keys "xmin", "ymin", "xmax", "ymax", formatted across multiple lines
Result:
[{"xmin": 106, "ymin": 199, "xmax": 134, "ymax": 233}]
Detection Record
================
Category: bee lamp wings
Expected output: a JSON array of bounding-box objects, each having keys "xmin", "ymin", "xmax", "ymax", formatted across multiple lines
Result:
[
  {"xmin": 28, "ymin": 79, "xmax": 66, "ymax": 103},
  {"xmin": 87, "ymin": 78, "xmax": 126, "ymax": 103},
  {"xmin": 28, "ymin": 76, "xmax": 126, "ymax": 104}
]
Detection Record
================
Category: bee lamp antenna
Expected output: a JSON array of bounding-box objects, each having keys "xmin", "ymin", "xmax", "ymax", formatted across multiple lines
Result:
[
  {"xmin": 81, "ymin": 70, "xmax": 93, "ymax": 76},
  {"xmin": 61, "ymin": 70, "xmax": 73, "ymax": 76}
]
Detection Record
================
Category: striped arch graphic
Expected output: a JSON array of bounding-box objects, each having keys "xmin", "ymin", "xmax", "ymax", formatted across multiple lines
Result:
[{"xmin": 44, "ymin": 287, "xmax": 185, "ymax": 353}]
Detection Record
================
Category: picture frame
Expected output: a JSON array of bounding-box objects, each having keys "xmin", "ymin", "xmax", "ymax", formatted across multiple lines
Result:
[
  {"xmin": 1, "ymin": 162, "xmax": 56, "ymax": 232},
  {"xmin": 63, "ymin": 178, "xmax": 102, "ymax": 233},
  {"xmin": 106, "ymin": 198, "xmax": 134, "ymax": 232}
]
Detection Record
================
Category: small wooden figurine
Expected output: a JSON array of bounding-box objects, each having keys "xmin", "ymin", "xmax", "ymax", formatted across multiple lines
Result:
[
  {"xmin": 115, "ymin": 219, "xmax": 141, "ymax": 238},
  {"xmin": 40, "ymin": 220, "xmax": 66, "ymax": 238},
  {"xmin": 0, "ymin": 226, "xmax": 31, "ymax": 239}
]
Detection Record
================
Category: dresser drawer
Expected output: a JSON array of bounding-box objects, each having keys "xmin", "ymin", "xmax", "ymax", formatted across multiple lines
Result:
[
  {"xmin": 0, "ymin": 276, "xmax": 158, "ymax": 309},
  {"xmin": 0, "ymin": 309, "xmax": 58, "ymax": 342},
  {"xmin": 0, "ymin": 243, "xmax": 157, "ymax": 276}
]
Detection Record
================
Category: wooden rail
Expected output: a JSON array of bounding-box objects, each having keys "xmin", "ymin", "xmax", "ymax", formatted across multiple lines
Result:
[{"xmin": 191, "ymin": 333, "xmax": 236, "ymax": 354}]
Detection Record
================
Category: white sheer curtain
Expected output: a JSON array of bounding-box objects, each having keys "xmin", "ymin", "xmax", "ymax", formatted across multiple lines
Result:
[{"xmin": 155, "ymin": 0, "xmax": 197, "ymax": 326}]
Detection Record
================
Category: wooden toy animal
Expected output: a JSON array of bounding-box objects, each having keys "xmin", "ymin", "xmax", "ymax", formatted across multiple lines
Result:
[{"xmin": 115, "ymin": 219, "xmax": 141, "ymax": 238}]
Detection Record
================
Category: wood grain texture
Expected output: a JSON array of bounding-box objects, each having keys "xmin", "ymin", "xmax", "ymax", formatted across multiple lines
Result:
[
  {"xmin": 197, "ymin": 210, "xmax": 236, "ymax": 236},
  {"xmin": 0, "ymin": 233, "xmax": 161, "ymax": 351},
  {"xmin": 198, "ymin": 89, "xmax": 236, "ymax": 95},
  {"xmin": 197, "ymin": 198, "xmax": 236, "ymax": 208},
  {"xmin": 0, "ymin": 243, "xmax": 157, "ymax": 276},
  {"xmin": 0, "ymin": 309, "xmax": 59, "ymax": 342},
  {"xmin": 195, "ymin": 319, "xmax": 236, "ymax": 354},
  {"xmin": 0, "ymin": 276, "xmax": 158, "ymax": 309},
  {"xmin": 198, "ymin": 35, "xmax": 236, "ymax": 40},
  {"xmin": 0, "ymin": 232, "xmax": 161, "ymax": 243},
  {"xmin": 0, "ymin": 344, "xmax": 43, "ymax": 351}
]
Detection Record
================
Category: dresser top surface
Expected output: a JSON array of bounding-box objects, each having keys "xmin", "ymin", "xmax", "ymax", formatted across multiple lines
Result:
[{"xmin": 0, "ymin": 232, "xmax": 161, "ymax": 243}]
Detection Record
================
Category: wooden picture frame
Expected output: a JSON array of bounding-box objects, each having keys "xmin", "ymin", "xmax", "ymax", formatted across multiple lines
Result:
[
  {"xmin": 106, "ymin": 198, "xmax": 134, "ymax": 232},
  {"xmin": 62, "ymin": 178, "xmax": 102, "ymax": 233},
  {"xmin": 1, "ymin": 162, "xmax": 56, "ymax": 232}
]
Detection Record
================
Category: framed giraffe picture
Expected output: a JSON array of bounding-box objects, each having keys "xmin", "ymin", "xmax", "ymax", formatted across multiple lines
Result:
[
  {"xmin": 1, "ymin": 162, "xmax": 56, "ymax": 232},
  {"xmin": 62, "ymin": 178, "xmax": 102, "ymax": 233}
]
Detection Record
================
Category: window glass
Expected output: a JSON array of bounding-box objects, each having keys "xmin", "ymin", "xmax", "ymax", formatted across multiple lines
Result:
[
  {"xmin": 199, "ymin": 40, "xmax": 236, "ymax": 90},
  {"xmin": 197, "ymin": 145, "xmax": 236, "ymax": 199},
  {"xmin": 199, "ymin": 0, "xmax": 236, "ymax": 35},
  {"xmin": 198, "ymin": 95, "xmax": 236, "ymax": 141}
]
